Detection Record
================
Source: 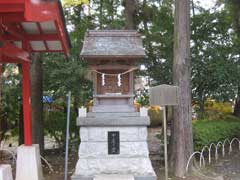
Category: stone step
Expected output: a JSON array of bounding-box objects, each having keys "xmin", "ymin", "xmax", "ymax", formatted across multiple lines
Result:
[
  {"xmin": 92, "ymin": 105, "xmax": 135, "ymax": 113},
  {"xmin": 0, "ymin": 165, "xmax": 13, "ymax": 180},
  {"xmin": 77, "ymin": 116, "xmax": 150, "ymax": 126},
  {"xmin": 94, "ymin": 175, "xmax": 134, "ymax": 180},
  {"xmin": 87, "ymin": 112, "xmax": 140, "ymax": 118}
]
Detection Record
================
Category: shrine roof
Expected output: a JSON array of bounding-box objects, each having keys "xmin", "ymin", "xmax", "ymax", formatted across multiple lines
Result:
[
  {"xmin": 80, "ymin": 30, "xmax": 145, "ymax": 59},
  {"xmin": 0, "ymin": 0, "xmax": 71, "ymax": 59}
]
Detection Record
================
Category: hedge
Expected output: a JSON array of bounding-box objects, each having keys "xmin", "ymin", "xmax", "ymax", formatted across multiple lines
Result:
[{"xmin": 193, "ymin": 115, "xmax": 240, "ymax": 151}]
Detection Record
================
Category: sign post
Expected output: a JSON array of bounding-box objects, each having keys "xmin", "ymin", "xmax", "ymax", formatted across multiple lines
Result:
[
  {"xmin": 162, "ymin": 106, "xmax": 168, "ymax": 180},
  {"xmin": 64, "ymin": 92, "xmax": 71, "ymax": 180},
  {"xmin": 150, "ymin": 85, "xmax": 179, "ymax": 180}
]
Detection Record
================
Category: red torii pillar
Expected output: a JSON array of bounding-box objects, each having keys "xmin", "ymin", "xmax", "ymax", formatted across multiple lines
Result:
[
  {"xmin": 22, "ymin": 62, "xmax": 32, "ymax": 146},
  {"xmin": 0, "ymin": 41, "xmax": 32, "ymax": 146}
]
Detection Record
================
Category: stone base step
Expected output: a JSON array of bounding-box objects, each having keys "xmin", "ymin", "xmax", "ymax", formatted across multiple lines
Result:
[
  {"xmin": 77, "ymin": 116, "xmax": 150, "ymax": 126},
  {"xmin": 0, "ymin": 165, "xmax": 13, "ymax": 180},
  {"xmin": 72, "ymin": 174, "xmax": 157, "ymax": 180},
  {"xmin": 92, "ymin": 105, "xmax": 135, "ymax": 113},
  {"xmin": 87, "ymin": 112, "xmax": 140, "ymax": 118},
  {"xmin": 94, "ymin": 175, "xmax": 134, "ymax": 180}
]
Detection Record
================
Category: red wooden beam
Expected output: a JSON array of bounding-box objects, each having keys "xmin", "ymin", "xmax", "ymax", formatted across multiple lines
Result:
[
  {"xmin": 0, "ymin": 0, "xmax": 24, "ymax": 3},
  {"xmin": 32, "ymin": 50, "xmax": 63, "ymax": 53},
  {"xmin": 1, "ymin": 13, "xmax": 25, "ymax": 23},
  {"xmin": 24, "ymin": 0, "xmax": 58, "ymax": 22},
  {"xmin": 0, "ymin": 56, "xmax": 25, "ymax": 63},
  {"xmin": 3, "ymin": 34, "xmax": 60, "ymax": 41},
  {"xmin": 21, "ymin": 62, "xmax": 32, "ymax": 146},
  {"xmin": 0, "ymin": 41, "xmax": 29, "ymax": 63},
  {"xmin": 54, "ymin": 21, "xmax": 69, "ymax": 56},
  {"xmin": 1, "ymin": 23, "xmax": 24, "ymax": 40},
  {"xmin": 0, "ymin": 4, "xmax": 24, "ymax": 13},
  {"xmin": 36, "ymin": 22, "xmax": 49, "ymax": 51}
]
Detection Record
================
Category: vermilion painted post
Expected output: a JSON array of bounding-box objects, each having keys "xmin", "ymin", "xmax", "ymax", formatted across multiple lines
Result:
[{"xmin": 22, "ymin": 62, "xmax": 32, "ymax": 146}]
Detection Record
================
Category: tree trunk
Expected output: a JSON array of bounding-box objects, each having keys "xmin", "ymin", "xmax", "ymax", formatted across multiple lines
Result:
[
  {"xmin": 30, "ymin": 53, "xmax": 44, "ymax": 154},
  {"xmin": 0, "ymin": 64, "xmax": 3, "ymax": 123},
  {"xmin": 234, "ymin": 87, "xmax": 240, "ymax": 117},
  {"xmin": 17, "ymin": 65, "xmax": 24, "ymax": 145},
  {"xmin": 170, "ymin": 0, "xmax": 193, "ymax": 177},
  {"xmin": 231, "ymin": 1, "xmax": 240, "ymax": 117},
  {"xmin": 123, "ymin": 0, "xmax": 137, "ymax": 29},
  {"xmin": 0, "ymin": 64, "xmax": 2, "ymax": 107},
  {"xmin": 0, "ymin": 64, "xmax": 6, "ymax": 144},
  {"xmin": 99, "ymin": 0, "xmax": 103, "ymax": 29}
]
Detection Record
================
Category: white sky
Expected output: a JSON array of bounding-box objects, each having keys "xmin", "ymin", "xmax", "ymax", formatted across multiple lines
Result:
[{"xmin": 196, "ymin": 0, "xmax": 217, "ymax": 9}]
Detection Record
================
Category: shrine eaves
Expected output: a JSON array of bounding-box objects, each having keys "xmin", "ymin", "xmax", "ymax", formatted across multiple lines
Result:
[
  {"xmin": 0, "ymin": 0, "xmax": 71, "ymax": 146},
  {"xmin": 0, "ymin": 0, "xmax": 71, "ymax": 64}
]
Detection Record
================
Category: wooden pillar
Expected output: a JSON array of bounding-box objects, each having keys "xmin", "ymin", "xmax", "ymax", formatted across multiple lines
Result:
[
  {"xmin": 93, "ymin": 71, "xmax": 98, "ymax": 106},
  {"xmin": 22, "ymin": 62, "xmax": 32, "ymax": 146},
  {"xmin": 128, "ymin": 71, "xmax": 134, "ymax": 105}
]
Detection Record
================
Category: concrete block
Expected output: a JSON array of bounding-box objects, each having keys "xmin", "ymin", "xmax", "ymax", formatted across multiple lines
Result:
[
  {"xmin": 16, "ymin": 144, "xmax": 43, "ymax": 180},
  {"xmin": 87, "ymin": 112, "xmax": 140, "ymax": 118},
  {"xmin": 78, "ymin": 141, "xmax": 149, "ymax": 158},
  {"xmin": 0, "ymin": 165, "xmax": 13, "ymax": 180},
  {"xmin": 77, "ymin": 116, "xmax": 150, "ymax": 127},
  {"xmin": 92, "ymin": 105, "xmax": 135, "ymax": 113},
  {"xmin": 140, "ymin": 107, "xmax": 148, "ymax": 117},
  {"xmin": 80, "ymin": 127, "xmax": 148, "ymax": 142},
  {"xmin": 74, "ymin": 157, "xmax": 156, "ymax": 176},
  {"xmin": 72, "ymin": 175, "xmax": 157, "ymax": 180},
  {"xmin": 94, "ymin": 175, "xmax": 134, "ymax": 180},
  {"xmin": 79, "ymin": 107, "xmax": 87, "ymax": 117}
]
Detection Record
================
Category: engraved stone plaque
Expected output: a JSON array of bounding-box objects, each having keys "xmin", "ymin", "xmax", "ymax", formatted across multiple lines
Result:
[{"xmin": 108, "ymin": 131, "xmax": 120, "ymax": 155}]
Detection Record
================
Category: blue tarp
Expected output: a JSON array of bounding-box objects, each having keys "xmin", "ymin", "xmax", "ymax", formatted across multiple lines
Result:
[{"xmin": 43, "ymin": 96, "xmax": 53, "ymax": 103}]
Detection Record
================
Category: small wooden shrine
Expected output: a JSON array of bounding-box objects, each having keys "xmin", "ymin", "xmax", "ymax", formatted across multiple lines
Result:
[
  {"xmin": 72, "ymin": 30, "xmax": 156, "ymax": 180},
  {"xmin": 81, "ymin": 30, "xmax": 145, "ymax": 112}
]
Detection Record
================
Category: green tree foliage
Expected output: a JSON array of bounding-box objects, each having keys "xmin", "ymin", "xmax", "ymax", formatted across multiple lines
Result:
[
  {"xmin": 138, "ymin": 0, "xmax": 174, "ymax": 85},
  {"xmin": 0, "ymin": 65, "xmax": 21, "ymax": 143},
  {"xmin": 220, "ymin": 0, "xmax": 240, "ymax": 117},
  {"xmin": 191, "ymin": 6, "xmax": 239, "ymax": 114},
  {"xmin": 2, "ymin": 0, "xmax": 240, "ymax": 146},
  {"xmin": 63, "ymin": 0, "xmax": 89, "ymax": 7}
]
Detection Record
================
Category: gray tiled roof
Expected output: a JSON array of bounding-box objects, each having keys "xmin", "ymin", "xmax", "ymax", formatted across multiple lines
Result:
[{"xmin": 80, "ymin": 30, "xmax": 145, "ymax": 58}]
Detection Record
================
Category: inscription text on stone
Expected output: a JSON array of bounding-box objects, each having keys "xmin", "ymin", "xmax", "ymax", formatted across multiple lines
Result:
[{"xmin": 108, "ymin": 131, "xmax": 120, "ymax": 155}]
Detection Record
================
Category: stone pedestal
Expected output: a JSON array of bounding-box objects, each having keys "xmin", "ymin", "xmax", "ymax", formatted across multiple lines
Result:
[
  {"xmin": 94, "ymin": 175, "xmax": 134, "ymax": 180},
  {"xmin": 75, "ymin": 30, "xmax": 156, "ymax": 180},
  {"xmin": 0, "ymin": 165, "xmax": 13, "ymax": 180},
  {"xmin": 72, "ymin": 112, "xmax": 156, "ymax": 180},
  {"xmin": 16, "ymin": 145, "xmax": 43, "ymax": 180}
]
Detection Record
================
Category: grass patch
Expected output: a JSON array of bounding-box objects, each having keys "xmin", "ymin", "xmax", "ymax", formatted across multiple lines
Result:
[{"xmin": 193, "ymin": 115, "xmax": 240, "ymax": 151}]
